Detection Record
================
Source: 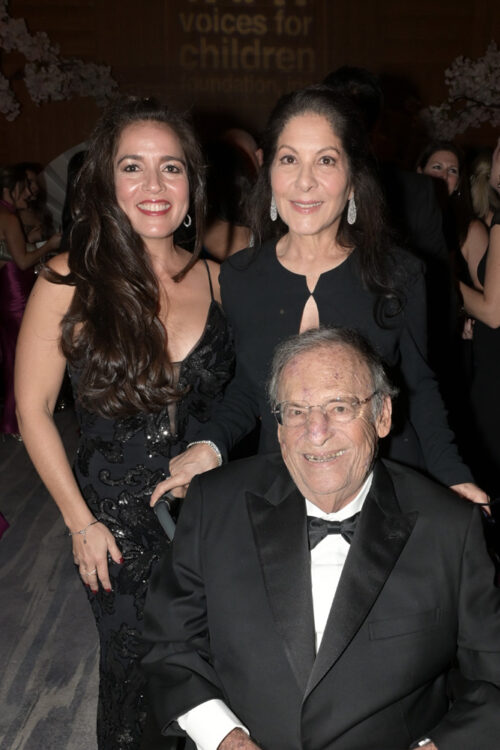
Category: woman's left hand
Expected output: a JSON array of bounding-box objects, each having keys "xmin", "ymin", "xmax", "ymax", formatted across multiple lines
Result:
[
  {"xmin": 450, "ymin": 482, "xmax": 491, "ymax": 515},
  {"xmin": 73, "ymin": 521, "xmax": 123, "ymax": 592}
]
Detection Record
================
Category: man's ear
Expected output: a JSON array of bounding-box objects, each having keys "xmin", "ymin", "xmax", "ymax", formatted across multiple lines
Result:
[
  {"xmin": 277, "ymin": 422, "xmax": 284, "ymax": 448},
  {"xmin": 376, "ymin": 396, "xmax": 392, "ymax": 439}
]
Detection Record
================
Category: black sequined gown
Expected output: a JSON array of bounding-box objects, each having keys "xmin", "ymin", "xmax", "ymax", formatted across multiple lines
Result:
[{"xmin": 70, "ymin": 275, "xmax": 234, "ymax": 749}]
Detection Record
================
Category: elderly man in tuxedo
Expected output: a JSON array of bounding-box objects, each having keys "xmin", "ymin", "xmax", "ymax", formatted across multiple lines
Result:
[{"xmin": 143, "ymin": 327, "xmax": 500, "ymax": 750}]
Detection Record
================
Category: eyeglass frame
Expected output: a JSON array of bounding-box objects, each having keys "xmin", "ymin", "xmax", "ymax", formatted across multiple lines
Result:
[{"xmin": 272, "ymin": 391, "xmax": 380, "ymax": 427}]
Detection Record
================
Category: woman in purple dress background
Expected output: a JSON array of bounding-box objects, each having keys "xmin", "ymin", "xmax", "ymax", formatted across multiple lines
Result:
[{"xmin": 0, "ymin": 165, "xmax": 60, "ymax": 437}]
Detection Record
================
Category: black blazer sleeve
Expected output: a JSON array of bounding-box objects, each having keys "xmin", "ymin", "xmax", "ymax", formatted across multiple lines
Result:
[
  {"xmin": 193, "ymin": 258, "xmax": 262, "ymax": 460},
  {"xmin": 421, "ymin": 506, "xmax": 500, "ymax": 748},
  {"xmin": 193, "ymin": 358, "xmax": 260, "ymax": 462}
]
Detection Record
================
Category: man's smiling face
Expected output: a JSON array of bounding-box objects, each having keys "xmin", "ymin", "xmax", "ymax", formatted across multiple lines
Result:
[{"xmin": 277, "ymin": 344, "xmax": 391, "ymax": 513}]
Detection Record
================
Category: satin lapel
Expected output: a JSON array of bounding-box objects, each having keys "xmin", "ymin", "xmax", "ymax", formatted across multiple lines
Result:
[
  {"xmin": 247, "ymin": 474, "xmax": 316, "ymax": 693},
  {"xmin": 306, "ymin": 462, "xmax": 418, "ymax": 697}
]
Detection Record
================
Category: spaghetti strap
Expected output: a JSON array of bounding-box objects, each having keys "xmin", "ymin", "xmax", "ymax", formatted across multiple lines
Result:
[{"xmin": 202, "ymin": 258, "xmax": 215, "ymax": 301}]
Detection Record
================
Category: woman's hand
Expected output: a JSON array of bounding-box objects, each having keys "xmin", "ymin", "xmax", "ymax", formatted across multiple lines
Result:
[
  {"xmin": 27, "ymin": 225, "xmax": 43, "ymax": 243},
  {"xmin": 43, "ymin": 232, "xmax": 62, "ymax": 254},
  {"xmin": 450, "ymin": 482, "xmax": 491, "ymax": 515},
  {"xmin": 218, "ymin": 729, "xmax": 261, "ymax": 750},
  {"xmin": 461, "ymin": 317, "xmax": 474, "ymax": 340},
  {"xmin": 72, "ymin": 521, "xmax": 123, "ymax": 592},
  {"xmin": 150, "ymin": 443, "xmax": 221, "ymax": 505}
]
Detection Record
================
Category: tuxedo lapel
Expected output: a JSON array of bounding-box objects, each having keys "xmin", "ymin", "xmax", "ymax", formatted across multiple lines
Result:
[
  {"xmin": 306, "ymin": 462, "xmax": 418, "ymax": 697},
  {"xmin": 247, "ymin": 468, "xmax": 316, "ymax": 693}
]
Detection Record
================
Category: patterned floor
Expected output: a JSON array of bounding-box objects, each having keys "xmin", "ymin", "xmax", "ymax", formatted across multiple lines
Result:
[{"xmin": 0, "ymin": 410, "xmax": 99, "ymax": 750}]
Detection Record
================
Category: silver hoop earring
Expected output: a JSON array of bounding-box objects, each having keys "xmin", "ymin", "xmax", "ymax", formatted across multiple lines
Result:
[
  {"xmin": 270, "ymin": 195, "xmax": 278, "ymax": 222},
  {"xmin": 347, "ymin": 196, "xmax": 357, "ymax": 225},
  {"xmin": 183, "ymin": 213, "xmax": 192, "ymax": 228}
]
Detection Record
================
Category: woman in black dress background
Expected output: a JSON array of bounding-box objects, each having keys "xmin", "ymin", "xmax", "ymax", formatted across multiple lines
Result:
[
  {"xmin": 154, "ymin": 86, "xmax": 485, "ymax": 506},
  {"xmin": 459, "ymin": 137, "xmax": 500, "ymax": 498},
  {"xmin": 15, "ymin": 98, "xmax": 233, "ymax": 749}
]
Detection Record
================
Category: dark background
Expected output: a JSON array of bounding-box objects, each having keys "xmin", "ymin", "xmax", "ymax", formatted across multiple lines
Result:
[{"xmin": 1, "ymin": 0, "xmax": 498, "ymax": 166}]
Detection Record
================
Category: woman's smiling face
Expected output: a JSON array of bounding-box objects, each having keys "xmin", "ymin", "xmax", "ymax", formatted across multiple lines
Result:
[
  {"xmin": 113, "ymin": 120, "xmax": 190, "ymax": 246},
  {"xmin": 270, "ymin": 112, "xmax": 352, "ymax": 241}
]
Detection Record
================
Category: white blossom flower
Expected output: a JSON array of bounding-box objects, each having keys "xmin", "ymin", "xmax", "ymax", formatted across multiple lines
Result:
[
  {"xmin": 0, "ymin": 0, "xmax": 117, "ymax": 120},
  {"xmin": 421, "ymin": 42, "xmax": 500, "ymax": 138},
  {"xmin": 0, "ymin": 70, "xmax": 20, "ymax": 120}
]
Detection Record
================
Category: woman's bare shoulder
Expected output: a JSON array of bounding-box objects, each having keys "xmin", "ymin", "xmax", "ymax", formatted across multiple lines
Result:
[
  {"xmin": 28, "ymin": 252, "xmax": 74, "ymax": 317},
  {"xmin": 46, "ymin": 251, "xmax": 70, "ymax": 275}
]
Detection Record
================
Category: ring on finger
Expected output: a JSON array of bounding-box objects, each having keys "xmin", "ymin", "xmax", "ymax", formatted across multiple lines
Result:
[{"xmin": 84, "ymin": 568, "xmax": 97, "ymax": 576}]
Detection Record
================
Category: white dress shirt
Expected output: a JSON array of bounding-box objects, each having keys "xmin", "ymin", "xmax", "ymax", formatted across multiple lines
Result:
[
  {"xmin": 307, "ymin": 474, "xmax": 372, "ymax": 650},
  {"xmin": 177, "ymin": 474, "xmax": 373, "ymax": 750}
]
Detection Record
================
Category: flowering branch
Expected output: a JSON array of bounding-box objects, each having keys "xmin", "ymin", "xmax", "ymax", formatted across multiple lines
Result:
[
  {"xmin": 0, "ymin": 0, "xmax": 117, "ymax": 120},
  {"xmin": 421, "ymin": 42, "xmax": 500, "ymax": 139}
]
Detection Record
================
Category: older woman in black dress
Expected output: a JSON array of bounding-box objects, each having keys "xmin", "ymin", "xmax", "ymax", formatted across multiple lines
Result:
[{"xmin": 154, "ymin": 86, "xmax": 485, "ymax": 506}]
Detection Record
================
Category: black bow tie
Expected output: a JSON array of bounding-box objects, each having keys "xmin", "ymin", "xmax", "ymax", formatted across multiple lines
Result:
[{"xmin": 307, "ymin": 512, "xmax": 360, "ymax": 549}]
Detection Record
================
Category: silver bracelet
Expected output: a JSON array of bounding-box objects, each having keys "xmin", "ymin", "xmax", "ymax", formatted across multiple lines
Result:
[
  {"xmin": 68, "ymin": 519, "xmax": 99, "ymax": 544},
  {"xmin": 187, "ymin": 440, "xmax": 223, "ymax": 467}
]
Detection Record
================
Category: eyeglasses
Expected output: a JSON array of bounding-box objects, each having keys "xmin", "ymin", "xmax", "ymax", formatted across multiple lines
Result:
[{"xmin": 273, "ymin": 392, "xmax": 379, "ymax": 427}]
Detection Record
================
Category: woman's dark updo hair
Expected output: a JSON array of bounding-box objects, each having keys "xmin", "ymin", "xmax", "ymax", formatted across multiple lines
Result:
[
  {"xmin": 416, "ymin": 140, "xmax": 474, "ymax": 249},
  {"xmin": 0, "ymin": 164, "xmax": 28, "ymax": 199},
  {"xmin": 52, "ymin": 96, "xmax": 206, "ymax": 417},
  {"xmin": 247, "ymin": 84, "xmax": 401, "ymax": 303}
]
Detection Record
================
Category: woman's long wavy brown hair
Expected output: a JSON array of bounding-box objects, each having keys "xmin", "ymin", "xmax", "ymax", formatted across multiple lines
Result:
[{"xmin": 49, "ymin": 97, "xmax": 206, "ymax": 417}]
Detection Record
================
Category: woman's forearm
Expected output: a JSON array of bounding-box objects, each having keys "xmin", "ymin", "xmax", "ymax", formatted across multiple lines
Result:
[
  {"xmin": 459, "ymin": 281, "xmax": 500, "ymax": 329},
  {"xmin": 14, "ymin": 262, "xmax": 85, "ymax": 528},
  {"xmin": 16, "ymin": 406, "xmax": 93, "ymax": 532},
  {"xmin": 13, "ymin": 236, "xmax": 60, "ymax": 270},
  {"xmin": 17, "ymin": 402, "xmax": 123, "ymax": 593}
]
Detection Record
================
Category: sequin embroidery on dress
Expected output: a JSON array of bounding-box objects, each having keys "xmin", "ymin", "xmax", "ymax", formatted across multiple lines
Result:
[{"xmin": 70, "ymin": 297, "xmax": 233, "ymax": 749}]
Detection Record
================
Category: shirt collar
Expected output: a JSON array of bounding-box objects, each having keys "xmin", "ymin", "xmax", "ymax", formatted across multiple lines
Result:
[{"xmin": 305, "ymin": 472, "xmax": 373, "ymax": 521}]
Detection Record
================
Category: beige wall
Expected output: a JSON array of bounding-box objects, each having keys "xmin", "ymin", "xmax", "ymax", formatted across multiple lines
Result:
[{"xmin": 1, "ymin": 0, "xmax": 498, "ymax": 167}]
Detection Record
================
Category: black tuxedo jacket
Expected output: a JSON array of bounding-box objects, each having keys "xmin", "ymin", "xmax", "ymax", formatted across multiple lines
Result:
[{"xmin": 143, "ymin": 456, "xmax": 500, "ymax": 750}]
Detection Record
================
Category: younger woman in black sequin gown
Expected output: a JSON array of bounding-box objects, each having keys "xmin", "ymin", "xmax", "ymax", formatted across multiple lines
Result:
[{"xmin": 15, "ymin": 98, "xmax": 234, "ymax": 749}]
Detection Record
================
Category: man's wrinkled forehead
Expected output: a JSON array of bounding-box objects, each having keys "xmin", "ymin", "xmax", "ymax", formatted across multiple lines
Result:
[{"xmin": 278, "ymin": 344, "xmax": 371, "ymax": 401}]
